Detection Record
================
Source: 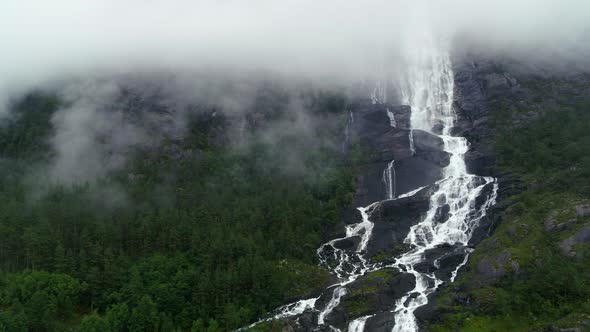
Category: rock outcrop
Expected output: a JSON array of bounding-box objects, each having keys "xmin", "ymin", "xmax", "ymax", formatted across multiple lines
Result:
[
  {"xmin": 575, "ymin": 205, "xmax": 590, "ymax": 218},
  {"xmin": 349, "ymin": 101, "xmax": 450, "ymax": 206},
  {"xmin": 560, "ymin": 226, "xmax": 590, "ymax": 257},
  {"xmin": 452, "ymin": 57, "xmax": 526, "ymax": 176}
]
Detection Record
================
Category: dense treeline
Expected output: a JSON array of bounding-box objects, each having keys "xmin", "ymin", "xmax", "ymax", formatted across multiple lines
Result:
[{"xmin": 0, "ymin": 90, "xmax": 358, "ymax": 331}]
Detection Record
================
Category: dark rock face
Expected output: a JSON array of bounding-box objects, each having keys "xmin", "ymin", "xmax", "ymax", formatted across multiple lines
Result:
[
  {"xmin": 466, "ymin": 179, "xmax": 503, "ymax": 247},
  {"xmin": 452, "ymin": 58, "xmax": 526, "ymax": 176},
  {"xmin": 349, "ymin": 101, "xmax": 449, "ymax": 206},
  {"xmin": 323, "ymin": 270, "xmax": 416, "ymax": 329},
  {"xmin": 413, "ymin": 244, "xmax": 470, "ymax": 281},
  {"xmin": 364, "ymin": 312, "xmax": 397, "ymax": 332},
  {"xmin": 292, "ymin": 58, "xmax": 531, "ymax": 329},
  {"xmin": 366, "ymin": 186, "xmax": 433, "ymax": 257}
]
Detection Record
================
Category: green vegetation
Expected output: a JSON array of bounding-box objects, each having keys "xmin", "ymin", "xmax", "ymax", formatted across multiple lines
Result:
[
  {"xmin": 431, "ymin": 76, "xmax": 590, "ymax": 331},
  {"xmin": 0, "ymin": 91, "xmax": 358, "ymax": 331},
  {"xmin": 342, "ymin": 269, "xmax": 398, "ymax": 317}
]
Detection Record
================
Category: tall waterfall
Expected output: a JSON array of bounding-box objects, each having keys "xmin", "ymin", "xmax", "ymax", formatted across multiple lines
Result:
[
  {"xmin": 390, "ymin": 41, "xmax": 498, "ymax": 331},
  {"xmin": 243, "ymin": 35, "xmax": 497, "ymax": 332}
]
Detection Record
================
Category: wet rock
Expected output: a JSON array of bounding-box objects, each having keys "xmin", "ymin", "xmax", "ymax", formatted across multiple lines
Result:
[
  {"xmin": 560, "ymin": 226, "xmax": 590, "ymax": 257},
  {"xmin": 342, "ymin": 208, "xmax": 363, "ymax": 225},
  {"xmin": 431, "ymin": 123, "xmax": 444, "ymax": 134},
  {"xmin": 349, "ymin": 102, "xmax": 449, "ymax": 206},
  {"xmin": 412, "ymin": 130, "xmax": 445, "ymax": 152},
  {"xmin": 467, "ymin": 181, "xmax": 501, "ymax": 247},
  {"xmin": 351, "ymin": 102, "xmax": 401, "ymax": 143},
  {"xmin": 392, "ymin": 105, "xmax": 412, "ymax": 130},
  {"xmin": 451, "ymin": 58, "xmax": 526, "ymax": 176},
  {"xmin": 324, "ymin": 270, "xmax": 415, "ymax": 329},
  {"xmin": 313, "ymin": 285, "xmax": 341, "ymax": 317},
  {"xmin": 393, "ymin": 154, "xmax": 447, "ymax": 196},
  {"xmin": 366, "ymin": 186, "xmax": 433, "ymax": 256},
  {"xmin": 433, "ymin": 204, "xmax": 450, "ymax": 224},
  {"xmin": 364, "ymin": 312, "xmax": 396, "ymax": 332},
  {"xmin": 332, "ymin": 237, "xmax": 361, "ymax": 251},
  {"xmin": 411, "ymin": 130, "xmax": 450, "ymax": 167},
  {"xmin": 413, "ymin": 244, "xmax": 471, "ymax": 282},
  {"xmin": 295, "ymin": 311, "xmax": 316, "ymax": 332}
]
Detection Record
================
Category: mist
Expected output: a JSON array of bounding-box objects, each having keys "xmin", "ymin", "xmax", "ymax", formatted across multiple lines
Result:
[
  {"xmin": 1, "ymin": 0, "xmax": 589, "ymax": 189},
  {"xmin": 2, "ymin": 0, "xmax": 590, "ymax": 108}
]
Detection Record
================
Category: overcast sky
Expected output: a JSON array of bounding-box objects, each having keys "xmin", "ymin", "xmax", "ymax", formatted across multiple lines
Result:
[{"xmin": 1, "ymin": 0, "xmax": 589, "ymax": 106}]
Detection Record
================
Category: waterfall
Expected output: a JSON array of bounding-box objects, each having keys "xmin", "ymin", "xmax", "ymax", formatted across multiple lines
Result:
[
  {"xmin": 390, "ymin": 39, "xmax": 498, "ymax": 332},
  {"xmin": 348, "ymin": 315, "xmax": 373, "ymax": 332},
  {"xmin": 243, "ymin": 33, "xmax": 497, "ymax": 332},
  {"xmin": 387, "ymin": 108, "xmax": 397, "ymax": 127},
  {"xmin": 383, "ymin": 160, "xmax": 396, "ymax": 200}
]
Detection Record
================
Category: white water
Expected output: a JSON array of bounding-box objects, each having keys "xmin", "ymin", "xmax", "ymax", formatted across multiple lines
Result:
[
  {"xmin": 383, "ymin": 160, "xmax": 396, "ymax": 200},
  {"xmin": 244, "ymin": 36, "xmax": 498, "ymax": 332},
  {"xmin": 348, "ymin": 315, "xmax": 373, "ymax": 332},
  {"xmin": 390, "ymin": 40, "xmax": 498, "ymax": 332},
  {"xmin": 314, "ymin": 203, "xmax": 378, "ymax": 331},
  {"xmin": 387, "ymin": 108, "xmax": 397, "ymax": 127}
]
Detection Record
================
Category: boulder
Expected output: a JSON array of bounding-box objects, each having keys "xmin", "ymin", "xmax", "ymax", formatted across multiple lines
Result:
[
  {"xmin": 412, "ymin": 130, "xmax": 445, "ymax": 152},
  {"xmin": 559, "ymin": 226, "xmax": 590, "ymax": 257},
  {"xmin": 575, "ymin": 205, "xmax": 590, "ymax": 217},
  {"xmin": 366, "ymin": 186, "xmax": 433, "ymax": 256}
]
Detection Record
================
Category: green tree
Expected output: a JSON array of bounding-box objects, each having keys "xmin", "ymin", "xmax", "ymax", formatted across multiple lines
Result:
[
  {"xmin": 80, "ymin": 312, "xmax": 110, "ymax": 332},
  {"xmin": 0, "ymin": 304, "xmax": 27, "ymax": 332},
  {"xmin": 207, "ymin": 319, "xmax": 221, "ymax": 332},
  {"xmin": 128, "ymin": 296, "xmax": 159, "ymax": 332},
  {"xmin": 105, "ymin": 303, "xmax": 129, "ymax": 332},
  {"xmin": 191, "ymin": 319, "xmax": 205, "ymax": 332}
]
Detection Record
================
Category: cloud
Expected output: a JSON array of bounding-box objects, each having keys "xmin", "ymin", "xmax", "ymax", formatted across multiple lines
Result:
[
  {"xmin": 2, "ymin": 0, "xmax": 588, "ymax": 178},
  {"xmin": 1, "ymin": 1, "xmax": 588, "ymax": 92}
]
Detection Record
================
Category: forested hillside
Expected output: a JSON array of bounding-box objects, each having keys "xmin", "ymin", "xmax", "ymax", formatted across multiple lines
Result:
[{"xmin": 0, "ymin": 88, "xmax": 359, "ymax": 331}]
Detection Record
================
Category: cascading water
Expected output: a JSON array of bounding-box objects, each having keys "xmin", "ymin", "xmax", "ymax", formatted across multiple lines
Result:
[
  {"xmin": 390, "ymin": 40, "xmax": 498, "ymax": 331},
  {"xmin": 383, "ymin": 160, "xmax": 396, "ymax": 200},
  {"xmin": 244, "ymin": 34, "xmax": 497, "ymax": 332}
]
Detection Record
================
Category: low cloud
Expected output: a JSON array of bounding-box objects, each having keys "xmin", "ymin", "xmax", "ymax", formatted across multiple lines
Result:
[
  {"xmin": 2, "ymin": 0, "xmax": 589, "ymax": 190},
  {"xmin": 1, "ymin": 0, "xmax": 589, "ymax": 113}
]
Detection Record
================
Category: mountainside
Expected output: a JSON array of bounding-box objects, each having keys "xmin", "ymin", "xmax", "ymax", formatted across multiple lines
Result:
[
  {"xmin": 0, "ymin": 56, "xmax": 589, "ymax": 332},
  {"xmin": 0, "ymin": 82, "xmax": 359, "ymax": 331},
  {"xmin": 247, "ymin": 56, "xmax": 590, "ymax": 331},
  {"xmin": 420, "ymin": 57, "xmax": 590, "ymax": 331}
]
